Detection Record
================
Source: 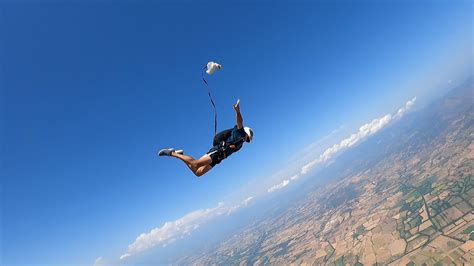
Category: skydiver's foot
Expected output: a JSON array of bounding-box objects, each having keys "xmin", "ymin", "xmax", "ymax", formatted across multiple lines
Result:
[
  {"xmin": 158, "ymin": 148, "xmax": 184, "ymax": 157},
  {"xmin": 158, "ymin": 148, "xmax": 173, "ymax": 156}
]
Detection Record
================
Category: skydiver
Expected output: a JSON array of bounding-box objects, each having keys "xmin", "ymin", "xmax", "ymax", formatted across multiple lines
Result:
[{"xmin": 158, "ymin": 99, "xmax": 254, "ymax": 177}]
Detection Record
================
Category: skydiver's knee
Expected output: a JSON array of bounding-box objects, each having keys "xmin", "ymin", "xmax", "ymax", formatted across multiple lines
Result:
[
  {"xmin": 194, "ymin": 170, "xmax": 204, "ymax": 177},
  {"xmin": 195, "ymin": 165, "xmax": 212, "ymax": 177}
]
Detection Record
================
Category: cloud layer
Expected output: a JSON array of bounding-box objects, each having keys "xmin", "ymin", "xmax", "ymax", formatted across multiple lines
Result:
[
  {"xmin": 300, "ymin": 114, "xmax": 392, "ymax": 174},
  {"xmin": 267, "ymin": 179, "xmax": 290, "ymax": 193},
  {"xmin": 300, "ymin": 97, "xmax": 416, "ymax": 174},
  {"xmin": 120, "ymin": 197, "xmax": 253, "ymax": 260},
  {"xmin": 265, "ymin": 97, "xmax": 416, "ymax": 193}
]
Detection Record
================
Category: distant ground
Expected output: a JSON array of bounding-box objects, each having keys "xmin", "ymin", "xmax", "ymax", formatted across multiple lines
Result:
[{"xmin": 177, "ymin": 81, "xmax": 473, "ymax": 265}]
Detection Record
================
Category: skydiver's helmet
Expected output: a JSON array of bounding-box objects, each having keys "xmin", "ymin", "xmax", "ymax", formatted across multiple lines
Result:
[{"xmin": 244, "ymin": 127, "xmax": 254, "ymax": 143}]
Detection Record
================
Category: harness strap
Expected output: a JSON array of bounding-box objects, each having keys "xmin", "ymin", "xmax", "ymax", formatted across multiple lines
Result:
[{"xmin": 222, "ymin": 136, "xmax": 246, "ymax": 149}]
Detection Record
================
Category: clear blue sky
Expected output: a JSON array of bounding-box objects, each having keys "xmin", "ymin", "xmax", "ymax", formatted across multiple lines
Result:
[{"xmin": 1, "ymin": 1, "xmax": 472, "ymax": 264}]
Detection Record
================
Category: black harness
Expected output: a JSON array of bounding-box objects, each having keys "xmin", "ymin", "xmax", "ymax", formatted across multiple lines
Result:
[{"xmin": 211, "ymin": 128, "xmax": 246, "ymax": 160}]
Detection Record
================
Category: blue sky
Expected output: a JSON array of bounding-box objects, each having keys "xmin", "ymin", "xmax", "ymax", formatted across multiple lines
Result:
[{"xmin": 1, "ymin": 1, "xmax": 472, "ymax": 265}]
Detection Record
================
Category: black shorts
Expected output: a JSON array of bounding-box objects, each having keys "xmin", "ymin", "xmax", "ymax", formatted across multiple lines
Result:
[{"xmin": 207, "ymin": 146, "xmax": 226, "ymax": 167}]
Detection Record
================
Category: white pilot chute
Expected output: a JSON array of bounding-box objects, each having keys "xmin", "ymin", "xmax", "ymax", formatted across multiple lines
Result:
[
  {"xmin": 202, "ymin": 61, "xmax": 223, "ymax": 135},
  {"xmin": 205, "ymin": 61, "xmax": 223, "ymax": 75}
]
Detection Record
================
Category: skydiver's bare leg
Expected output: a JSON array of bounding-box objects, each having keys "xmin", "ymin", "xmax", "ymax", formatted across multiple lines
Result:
[
  {"xmin": 172, "ymin": 152, "xmax": 213, "ymax": 176},
  {"xmin": 195, "ymin": 164, "xmax": 213, "ymax": 176}
]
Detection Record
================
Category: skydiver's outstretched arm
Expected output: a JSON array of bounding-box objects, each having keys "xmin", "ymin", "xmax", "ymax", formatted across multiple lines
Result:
[{"xmin": 233, "ymin": 99, "xmax": 243, "ymax": 129}]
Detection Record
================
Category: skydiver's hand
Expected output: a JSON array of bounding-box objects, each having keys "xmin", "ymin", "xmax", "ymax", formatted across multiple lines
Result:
[
  {"xmin": 233, "ymin": 99, "xmax": 240, "ymax": 112},
  {"xmin": 233, "ymin": 99, "xmax": 243, "ymax": 129}
]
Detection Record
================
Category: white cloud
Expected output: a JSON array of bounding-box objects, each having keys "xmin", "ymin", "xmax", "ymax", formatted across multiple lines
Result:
[
  {"xmin": 266, "ymin": 176, "xmax": 298, "ymax": 193},
  {"xmin": 121, "ymin": 202, "xmax": 226, "ymax": 259},
  {"xmin": 267, "ymin": 179, "xmax": 290, "ymax": 193},
  {"xmin": 290, "ymin": 174, "xmax": 299, "ymax": 180},
  {"xmin": 119, "ymin": 253, "xmax": 130, "ymax": 260},
  {"xmin": 301, "ymin": 97, "xmax": 416, "ymax": 175},
  {"xmin": 394, "ymin": 97, "xmax": 417, "ymax": 119},
  {"xmin": 120, "ymin": 198, "xmax": 253, "ymax": 260},
  {"xmin": 94, "ymin": 257, "xmax": 104, "ymax": 266},
  {"xmin": 226, "ymin": 196, "xmax": 255, "ymax": 215},
  {"xmin": 242, "ymin": 196, "xmax": 254, "ymax": 205}
]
